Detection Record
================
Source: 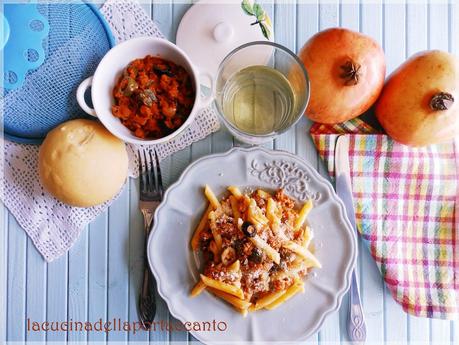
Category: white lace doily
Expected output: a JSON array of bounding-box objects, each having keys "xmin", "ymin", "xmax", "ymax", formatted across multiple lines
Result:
[{"xmin": 1, "ymin": 0, "xmax": 220, "ymax": 262}]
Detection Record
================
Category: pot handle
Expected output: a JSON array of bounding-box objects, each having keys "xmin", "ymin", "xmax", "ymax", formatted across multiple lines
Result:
[
  {"xmin": 199, "ymin": 72, "xmax": 214, "ymax": 109},
  {"xmin": 76, "ymin": 76, "xmax": 97, "ymax": 117}
]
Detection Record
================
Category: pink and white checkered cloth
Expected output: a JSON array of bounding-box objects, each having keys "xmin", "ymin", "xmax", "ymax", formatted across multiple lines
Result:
[{"xmin": 310, "ymin": 118, "xmax": 459, "ymax": 319}]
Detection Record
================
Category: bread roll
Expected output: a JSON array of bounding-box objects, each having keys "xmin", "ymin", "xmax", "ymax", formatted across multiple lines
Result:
[{"xmin": 39, "ymin": 119, "xmax": 128, "ymax": 207}]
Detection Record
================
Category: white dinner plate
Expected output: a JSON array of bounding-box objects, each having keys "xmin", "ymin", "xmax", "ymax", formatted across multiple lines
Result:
[{"xmin": 147, "ymin": 147, "xmax": 357, "ymax": 344}]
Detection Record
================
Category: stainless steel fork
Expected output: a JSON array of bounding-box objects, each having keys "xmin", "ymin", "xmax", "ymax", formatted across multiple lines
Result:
[{"xmin": 137, "ymin": 149, "xmax": 163, "ymax": 329}]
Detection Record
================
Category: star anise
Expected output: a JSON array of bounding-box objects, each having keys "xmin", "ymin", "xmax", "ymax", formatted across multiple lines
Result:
[{"xmin": 340, "ymin": 60, "xmax": 361, "ymax": 86}]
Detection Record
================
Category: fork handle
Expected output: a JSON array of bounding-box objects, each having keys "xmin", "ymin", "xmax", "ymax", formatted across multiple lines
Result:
[
  {"xmin": 139, "ymin": 212, "xmax": 156, "ymax": 327},
  {"xmin": 141, "ymin": 259, "xmax": 155, "ymax": 292},
  {"xmin": 348, "ymin": 269, "xmax": 366, "ymax": 343}
]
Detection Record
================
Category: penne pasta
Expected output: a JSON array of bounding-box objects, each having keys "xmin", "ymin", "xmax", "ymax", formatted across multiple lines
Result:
[
  {"xmin": 302, "ymin": 225, "xmax": 313, "ymax": 249},
  {"xmin": 294, "ymin": 199, "xmax": 313, "ymax": 230},
  {"xmin": 227, "ymin": 185, "xmax": 242, "ymax": 198},
  {"xmin": 238, "ymin": 307, "xmax": 249, "ymax": 317},
  {"xmin": 208, "ymin": 287, "xmax": 251, "ymax": 310},
  {"xmin": 256, "ymin": 189, "xmax": 272, "ymax": 200},
  {"xmin": 190, "ymin": 204, "xmax": 212, "ymax": 250},
  {"xmin": 266, "ymin": 198, "xmax": 281, "ymax": 227},
  {"xmin": 289, "ymin": 256, "xmax": 306, "ymax": 270},
  {"xmin": 190, "ymin": 280, "xmax": 207, "ymax": 297},
  {"xmin": 264, "ymin": 281, "xmax": 305, "ymax": 310},
  {"xmin": 282, "ymin": 241, "xmax": 322, "ymax": 268},
  {"xmin": 229, "ymin": 195, "xmax": 240, "ymax": 220},
  {"xmin": 208, "ymin": 211, "xmax": 223, "ymax": 253},
  {"xmin": 228, "ymin": 259, "xmax": 240, "ymax": 273},
  {"xmin": 200, "ymin": 274, "xmax": 244, "ymax": 299},
  {"xmin": 249, "ymin": 235, "xmax": 280, "ymax": 264},
  {"xmin": 205, "ymin": 185, "xmax": 221, "ymax": 210},
  {"xmin": 248, "ymin": 199, "xmax": 269, "ymax": 225},
  {"xmin": 249, "ymin": 290, "xmax": 286, "ymax": 311},
  {"xmin": 209, "ymin": 240, "xmax": 219, "ymax": 262}
]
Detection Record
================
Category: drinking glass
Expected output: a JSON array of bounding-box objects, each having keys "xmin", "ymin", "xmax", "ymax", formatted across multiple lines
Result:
[{"xmin": 214, "ymin": 41, "xmax": 310, "ymax": 145}]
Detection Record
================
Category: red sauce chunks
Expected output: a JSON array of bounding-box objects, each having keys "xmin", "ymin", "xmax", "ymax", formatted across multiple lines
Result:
[{"xmin": 112, "ymin": 55, "xmax": 195, "ymax": 139}]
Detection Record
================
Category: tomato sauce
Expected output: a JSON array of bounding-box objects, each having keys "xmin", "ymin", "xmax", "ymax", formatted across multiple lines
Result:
[{"xmin": 112, "ymin": 55, "xmax": 195, "ymax": 139}]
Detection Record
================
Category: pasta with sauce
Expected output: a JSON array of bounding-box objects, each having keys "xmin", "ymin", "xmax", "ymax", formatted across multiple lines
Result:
[{"xmin": 190, "ymin": 185, "xmax": 321, "ymax": 315}]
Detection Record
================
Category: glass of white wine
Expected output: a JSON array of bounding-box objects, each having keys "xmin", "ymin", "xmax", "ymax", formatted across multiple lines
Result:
[{"xmin": 215, "ymin": 41, "xmax": 310, "ymax": 144}]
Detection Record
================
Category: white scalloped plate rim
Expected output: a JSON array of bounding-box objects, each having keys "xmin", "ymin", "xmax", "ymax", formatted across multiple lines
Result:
[{"xmin": 147, "ymin": 146, "xmax": 357, "ymax": 344}]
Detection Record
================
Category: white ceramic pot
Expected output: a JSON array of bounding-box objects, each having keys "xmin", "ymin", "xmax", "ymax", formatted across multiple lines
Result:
[{"xmin": 76, "ymin": 37, "xmax": 212, "ymax": 145}]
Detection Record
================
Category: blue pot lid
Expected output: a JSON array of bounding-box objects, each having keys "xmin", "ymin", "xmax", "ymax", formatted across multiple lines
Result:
[{"xmin": 2, "ymin": 1, "xmax": 115, "ymax": 144}]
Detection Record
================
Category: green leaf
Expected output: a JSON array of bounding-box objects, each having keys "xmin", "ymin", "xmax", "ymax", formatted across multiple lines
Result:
[
  {"xmin": 253, "ymin": 3, "xmax": 265, "ymax": 20},
  {"xmin": 241, "ymin": 0, "xmax": 255, "ymax": 16},
  {"xmin": 259, "ymin": 22, "xmax": 271, "ymax": 40}
]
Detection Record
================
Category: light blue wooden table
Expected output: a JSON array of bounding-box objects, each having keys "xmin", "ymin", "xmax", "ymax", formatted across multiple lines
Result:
[{"xmin": 1, "ymin": 0, "xmax": 458, "ymax": 344}]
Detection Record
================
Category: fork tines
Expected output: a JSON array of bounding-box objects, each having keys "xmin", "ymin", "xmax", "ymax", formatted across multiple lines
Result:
[{"xmin": 137, "ymin": 149, "xmax": 163, "ymax": 198}]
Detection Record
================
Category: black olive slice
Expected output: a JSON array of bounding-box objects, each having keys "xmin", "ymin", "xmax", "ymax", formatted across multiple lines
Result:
[
  {"xmin": 249, "ymin": 247, "xmax": 263, "ymax": 263},
  {"xmin": 241, "ymin": 221, "xmax": 256, "ymax": 237}
]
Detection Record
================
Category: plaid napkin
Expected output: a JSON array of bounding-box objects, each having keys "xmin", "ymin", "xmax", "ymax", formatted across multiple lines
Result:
[{"xmin": 310, "ymin": 118, "xmax": 459, "ymax": 319}]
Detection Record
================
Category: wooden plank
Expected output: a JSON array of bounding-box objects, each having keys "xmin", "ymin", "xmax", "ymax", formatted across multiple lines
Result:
[
  {"xmin": 296, "ymin": 2, "xmax": 319, "ymax": 345},
  {"xmin": 188, "ymin": 103, "xmax": 213, "ymax": 344},
  {"xmin": 295, "ymin": 0, "xmax": 320, "ymax": 182},
  {"xmin": 191, "ymin": 136, "xmax": 212, "ymax": 162},
  {"xmin": 168, "ymin": 145, "xmax": 192, "ymax": 184},
  {"xmin": 189, "ymin": 126, "xmax": 213, "ymax": 345},
  {"xmin": 0, "ymin": 60, "xmax": 3, "ymax": 338},
  {"xmin": 0, "ymin": 209, "xmax": 7, "ymax": 343},
  {"xmin": 127, "ymin": 178, "xmax": 149, "ymax": 342},
  {"xmin": 405, "ymin": 1, "xmax": 430, "ymax": 343},
  {"xmin": 452, "ymin": 320, "xmax": 459, "ymax": 345},
  {"xmin": 427, "ymin": 2, "xmax": 451, "ymax": 343},
  {"xmin": 171, "ymin": 0, "xmax": 192, "ymax": 42},
  {"xmin": 211, "ymin": 127, "xmax": 233, "ymax": 155},
  {"xmin": 430, "ymin": 319, "xmax": 451, "ymax": 345},
  {"xmin": 46, "ymin": 254, "xmax": 68, "ymax": 342},
  {"xmin": 151, "ymin": 3, "xmax": 173, "ymax": 343},
  {"xmin": 407, "ymin": 0, "xmax": 428, "ymax": 55},
  {"xmin": 452, "ymin": 0, "xmax": 458, "ymax": 54},
  {"xmin": 337, "ymin": 3, "xmax": 382, "ymax": 345},
  {"xmin": 356, "ymin": 0, "xmax": 383, "ymax": 130},
  {"xmin": 340, "ymin": 1, "xmax": 384, "ymax": 343},
  {"xmin": 67, "ymin": 228, "xmax": 89, "ymax": 342},
  {"xmin": 87, "ymin": 211, "xmax": 109, "ymax": 342},
  {"xmin": 429, "ymin": 0, "xmax": 449, "ymax": 51},
  {"xmin": 340, "ymin": 0, "xmax": 360, "ymax": 31},
  {"xmin": 384, "ymin": 1, "xmax": 407, "ymax": 74},
  {"xmin": 338, "ymin": 4, "xmax": 358, "ymax": 344},
  {"xmin": 25, "ymin": 239, "xmax": 47, "ymax": 342},
  {"xmin": 168, "ymin": 146, "xmax": 191, "ymax": 345},
  {"xmin": 316, "ymin": 2, "xmax": 340, "ymax": 344},
  {"xmin": 380, "ymin": 0, "xmax": 409, "ymax": 343},
  {"xmin": 167, "ymin": 0, "xmax": 192, "ymax": 324},
  {"xmin": 359, "ymin": 244, "xmax": 385, "ymax": 345},
  {"xmin": 273, "ymin": 1, "xmax": 296, "ymax": 154},
  {"xmin": 152, "ymin": 0, "xmax": 174, "ymax": 41},
  {"xmin": 7, "ymin": 215, "xmax": 27, "ymax": 342},
  {"xmin": 107, "ymin": 187, "xmax": 130, "ymax": 342},
  {"xmin": 356, "ymin": 2, "xmax": 386, "ymax": 345}
]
